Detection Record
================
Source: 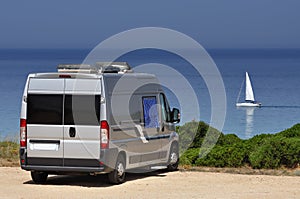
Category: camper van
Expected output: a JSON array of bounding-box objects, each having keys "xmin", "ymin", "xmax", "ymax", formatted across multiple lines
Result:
[{"xmin": 20, "ymin": 62, "xmax": 180, "ymax": 184}]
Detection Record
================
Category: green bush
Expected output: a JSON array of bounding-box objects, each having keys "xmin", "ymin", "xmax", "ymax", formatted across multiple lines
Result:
[
  {"xmin": 178, "ymin": 121, "xmax": 223, "ymax": 151},
  {"xmin": 217, "ymin": 134, "xmax": 242, "ymax": 146},
  {"xmin": 195, "ymin": 142, "xmax": 246, "ymax": 167},
  {"xmin": 177, "ymin": 120, "xmax": 200, "ymax": 152},
  {"xmin": 281, "ymin": 138, "xmax": 300, "ymax": 167},
  {"xmin": 276, "ymin": 123, "xmax": 300, "ymax": 138},
  {"xmin": 249, "ymin": 137, "xmax": 300, "ymax": 169},
  {"xmin": 178, "ymin": 121, "xmax": 300, "ymax": 169},
  {"xmin": 180, "ymin": 148, "xmax": 200, "ymax": 165}
]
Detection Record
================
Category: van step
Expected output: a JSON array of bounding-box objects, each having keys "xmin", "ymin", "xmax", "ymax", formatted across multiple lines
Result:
[{"xmin": 150, "ymin": 166, "xmax": 167, "ymax": 170}]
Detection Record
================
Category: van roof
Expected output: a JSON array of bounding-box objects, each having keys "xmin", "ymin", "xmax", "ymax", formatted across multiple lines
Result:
[
  {"xmin": 28, "ymin": 62, "xmax": 157, "ymax": 79},
  {"xmin": 28, "ymin": 71, "xmax": 157, "ymax": 80},
  {"xmin": 57, "ymin": 62, "xmax": 132, "ymax": 74},
  {"xmin": 29, "ymin": 73, "xmax": 100, "ymax": 79}
]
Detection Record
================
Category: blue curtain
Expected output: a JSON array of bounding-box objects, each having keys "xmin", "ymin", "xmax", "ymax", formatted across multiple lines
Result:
[{"xmin": 143, "ymin": 97, "xmax": 159, "ymax": 128}]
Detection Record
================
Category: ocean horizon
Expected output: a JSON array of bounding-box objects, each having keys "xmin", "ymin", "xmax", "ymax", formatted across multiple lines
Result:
[{"xmin": 1, "ymin": 48, "xmax": 300, "ymax": 140}]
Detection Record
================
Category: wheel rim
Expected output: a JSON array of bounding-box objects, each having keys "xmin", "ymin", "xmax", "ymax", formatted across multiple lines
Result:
[
  {"xmin": 117, "ymin": 162, "xmax": 125, "ymax": 177},
  {"xmin": 170, "ymin": 152, "xmax": 178, "ymax": 164}
]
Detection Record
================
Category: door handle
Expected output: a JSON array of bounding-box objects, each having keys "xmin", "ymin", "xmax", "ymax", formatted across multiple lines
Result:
[{"xmin": 69, "ymin": 127, "xmax": 76, "ymax": 137}]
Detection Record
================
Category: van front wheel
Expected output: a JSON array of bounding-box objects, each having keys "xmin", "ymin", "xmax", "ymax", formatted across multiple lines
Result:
[
  {"xmin": 167, "ymin": 144, "xmax": 179, "ymax": 171},
  {"xmin": 108, "ymin": 155, "xmax": 126, "ymax": 184},
  {"xmin": 31, "ymin": 171, "xmax": 48, "ymax": 184}
]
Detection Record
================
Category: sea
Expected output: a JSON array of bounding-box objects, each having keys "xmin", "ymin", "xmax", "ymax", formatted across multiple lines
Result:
[{"xmin": 1, "ymin": 48, "xmax": 300, "ymax": 140}]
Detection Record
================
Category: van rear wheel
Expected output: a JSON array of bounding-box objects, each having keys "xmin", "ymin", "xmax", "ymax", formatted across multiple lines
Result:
[
  {"xmin": 31, "ymin": 171, "xmax": 48, "ymax": 184},
  {"xmin": 108, "ymin": 155, "xmax": 126, "ymax": 184}
]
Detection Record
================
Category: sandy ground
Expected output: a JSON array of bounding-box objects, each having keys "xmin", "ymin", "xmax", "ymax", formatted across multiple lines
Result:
[{"xmin": 0, "ymin": 167, "xmax": 299, "ymax": 199}]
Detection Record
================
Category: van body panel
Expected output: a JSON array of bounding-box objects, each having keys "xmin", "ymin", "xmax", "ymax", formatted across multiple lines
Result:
[
  {"xmin": 65, "ymin": 79, "xmax": 101, "ymax": 94},
  {"xmin": 63, "ymin": 125, "xmax": 100, "ymax": 160},
  {"xmin": 26, "ymin": 125, "xmax": 63, "ymax": 159},
  {"xmin": 102, "ymin": 74, "xmax": 170, "ymax": 168},
  {"xmin": 28, "ymin": 78, "xmax": 64, "ymax": 93}
]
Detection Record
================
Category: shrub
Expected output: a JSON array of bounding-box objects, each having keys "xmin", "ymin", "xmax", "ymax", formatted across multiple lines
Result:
[
  {"xmin": 180, "ymin": 148, "xmax": 200, "ymax": 165},
  {"xmin": 177, "ymin": 120, "xmax": 200, "ymax": 152},
  {"xmin": 249, "ymin": 138, "xmax": 282, "ymax": 169},
  {"xmin": 178, "ymin": 121, "xmax": 300, "ymax": 169},
  {"xmin": 217, "ymin": 134, "xmax": 242, "ymax": 146},
  {"xmin": 249, "ymin": 137, "xmax": 300, "ymax": 169},
  {"xmin": 276, "ymin": 123, "xmax": 300, "ymax": 138},
  {"xmin": 178, "ymin": 121, "xmax": 223, "ymax": 151},
  {"xmin": 195, "ymin": 142, "xmax": 247, "ymax": 167},
  {"xmin": 280, "ymin": 138, "xmax": 300, "ymax": 168}
]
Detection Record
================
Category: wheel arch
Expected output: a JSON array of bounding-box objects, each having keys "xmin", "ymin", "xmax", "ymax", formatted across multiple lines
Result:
[
  {"xmin": 170, "ymin": 141, "xmax": 179, "ymax": 152},
  {"xmin": 118, "ymin": 150, "xmax": 127, "ymax": 168}
]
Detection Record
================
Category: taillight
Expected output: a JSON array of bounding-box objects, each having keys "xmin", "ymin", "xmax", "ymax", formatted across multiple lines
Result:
[
  {"xmin": 20, "ymin": 119, "xmax": 27, "ymax": 147},
  {"xmin": 100, "ymin": 120, "xmax": 109, "ymax": 149},
  {"xmin": 59, "ymin": 74, "xmax": 71, "ymax": 78}
]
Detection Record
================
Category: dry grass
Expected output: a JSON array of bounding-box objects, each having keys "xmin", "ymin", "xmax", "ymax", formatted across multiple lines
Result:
[
  {"xmin": 0, "ymin": 158, "xmax": 19, "ymax": 167},
  {"xmin": 0, "ymin": 141, "xmax": 19, "ymax": 167},
  {"xmin": 179, "ymin": 165, "xmax": 300, "ymax": 176}
]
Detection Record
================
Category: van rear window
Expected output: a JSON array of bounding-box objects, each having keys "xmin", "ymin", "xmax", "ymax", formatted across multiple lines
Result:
[
  {"xmin": 27, "ymin": 94, "xmax": 100, "ymax": 125},
  {"xmin": 64, "ymin": 95, "xmax": 100, "ymax": 125},
  {"xmin": 27, "ymin": 94, "xmax": 63, "ymax": 125}
]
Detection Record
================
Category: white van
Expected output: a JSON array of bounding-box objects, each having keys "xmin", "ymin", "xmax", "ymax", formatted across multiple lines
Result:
[{"xmin": 20, "ymin": 62, "xmax": 180, "ymax": 184}]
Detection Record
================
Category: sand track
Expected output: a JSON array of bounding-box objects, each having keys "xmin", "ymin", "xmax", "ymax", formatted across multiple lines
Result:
[{"xmin": 0, "ymin": 167, "xmax": 299, "ymax": 199}]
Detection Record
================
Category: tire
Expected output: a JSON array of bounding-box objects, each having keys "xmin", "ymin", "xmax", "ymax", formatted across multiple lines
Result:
[
  {"xmin": 31, "ymin": 171, "xmax": 48, "ymax": 184},
  {"xmin": 108, "ymin": 154, "xmax": 126, "ymax": 184},
  {"xmin": 167, "ymin": 143, "xmax": 179, "ymax": 171}
]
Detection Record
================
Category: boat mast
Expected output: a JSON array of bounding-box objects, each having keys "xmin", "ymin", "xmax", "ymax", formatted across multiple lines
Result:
[{"xmin": 236, "ymin": 78, "xmax": 245, "ymax": 103}]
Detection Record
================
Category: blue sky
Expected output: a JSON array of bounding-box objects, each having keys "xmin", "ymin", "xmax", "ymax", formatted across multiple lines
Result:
[{"xmin": 0, "ymin": 0, "xmax": 299, "ymax": 49}]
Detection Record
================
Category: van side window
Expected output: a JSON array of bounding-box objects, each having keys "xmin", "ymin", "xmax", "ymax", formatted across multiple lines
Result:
[
  {"xmin": 160, "ymin": 93, "xmax": 171, "ymax": 122},
  {"xmin": 142, "ymin": 96, "xmax": 159, "ymax": 128},
  {"xmin": 129, "ymin": 94, "xmax": 142, "ymax": 124}
]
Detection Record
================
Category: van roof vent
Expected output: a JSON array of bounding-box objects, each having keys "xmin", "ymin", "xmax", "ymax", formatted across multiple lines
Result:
[
  {"xmin": 57, "ymin": 62, "xmax": 133, "ymax": 74},
  {"xmin": 95, "ymin": 62, "xmax": 132, "ymax": 73}
]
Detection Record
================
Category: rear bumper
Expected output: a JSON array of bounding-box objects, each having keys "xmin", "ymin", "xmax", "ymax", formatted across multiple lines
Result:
[
  {"xmin": 20, "ymin": 147, "xmax": 118, "ymax": 174},
  {"xmin": 21, "ymin": 165, "xmax": 106, "ymax": 173}
]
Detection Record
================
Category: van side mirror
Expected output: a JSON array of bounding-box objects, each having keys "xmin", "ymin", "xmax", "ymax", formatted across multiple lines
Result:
[{"xmin": 171, "ymin": 108, "xmax": 180, "ymax": 123}]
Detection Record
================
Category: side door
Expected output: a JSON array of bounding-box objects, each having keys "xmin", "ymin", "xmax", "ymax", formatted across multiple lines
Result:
[
  {"xmin": 26, "ymin": 78, "xmax": 64, "ymax": 166},
  {"xmin": 139, "ymin": 95, "xmax": 162, "ymax": 165},
  {"xmin": 63, "ymin": 79, "xmax": 101, "ymax": 167}
]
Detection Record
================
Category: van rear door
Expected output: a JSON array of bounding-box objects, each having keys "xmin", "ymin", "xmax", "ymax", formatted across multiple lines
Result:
[
  {"xmin": 26, "ymin": 77, "xmax": 101, "ymax": 168},
  {"xmin": 63, "ymin": 79, "xmax": 101, "ymax": 167},
  {"xmin": 26, "ymin": 78, "xmax": 64, "ymax": 166}
]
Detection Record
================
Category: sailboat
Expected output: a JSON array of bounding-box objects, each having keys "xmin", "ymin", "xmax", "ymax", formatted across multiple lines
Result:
[{"xmin": 236, "ymin": 72, "xmax": 261, "ymax": 107}]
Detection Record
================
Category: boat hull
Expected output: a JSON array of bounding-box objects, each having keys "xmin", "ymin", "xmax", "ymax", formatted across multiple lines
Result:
[{"xmin": 236, "ymin": 102, "xmax": 261, "ymax": 107}]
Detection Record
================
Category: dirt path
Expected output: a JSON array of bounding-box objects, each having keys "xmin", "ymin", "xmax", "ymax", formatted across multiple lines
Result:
[{"xmin": 0, "ymin": 167, "xmax": 299, "ymax": 199}]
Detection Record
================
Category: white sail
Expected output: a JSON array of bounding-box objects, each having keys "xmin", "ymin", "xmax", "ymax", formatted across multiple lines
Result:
[
  {"xmin": 236, "ymin": 72, "xmax": 261, "ymax": 107},
  {"xmin": 245, "ymin": 72, "xmax": 255, "ymax": 101}
]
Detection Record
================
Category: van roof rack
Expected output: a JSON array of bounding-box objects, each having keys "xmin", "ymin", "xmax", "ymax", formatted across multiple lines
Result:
[{"xmin": 57, "ymin": 62, "xmax": 132, "ymax": 74}]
